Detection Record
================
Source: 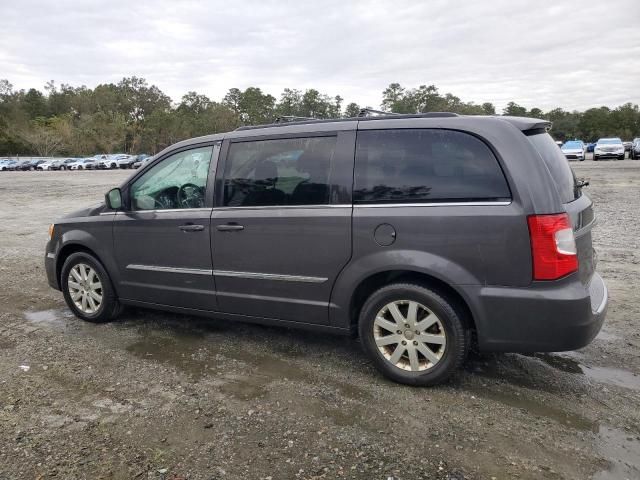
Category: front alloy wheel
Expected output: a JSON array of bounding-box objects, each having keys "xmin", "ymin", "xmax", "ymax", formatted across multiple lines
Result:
[
  {"xmin": 61, "ymin": 252, "xmax": 122, "ymax": 323},
  {"xmin": 67, "ymin": 263, "xmax": 103, "ymax": 314},
  {"xmin": 359, "ymin": 283, "xmax": 468, "ymax": 386}
]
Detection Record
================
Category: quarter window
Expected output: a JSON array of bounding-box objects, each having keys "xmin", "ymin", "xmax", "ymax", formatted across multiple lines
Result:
[
  {"xmin": 222, "ymin": 136, "xmax": 337, "ymax": 207},
  {"xmin": 131, "ymin": 146, "xmax": 213, "ymax": 210},
  {"xmin": 354, "ymin": 129, "xmax": 511, "ymax": 204}
]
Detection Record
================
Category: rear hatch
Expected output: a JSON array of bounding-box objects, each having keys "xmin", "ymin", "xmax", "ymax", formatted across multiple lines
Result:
[{"xmin": 526, "ymin": 132, "xmax": 595, "ymax": 285}]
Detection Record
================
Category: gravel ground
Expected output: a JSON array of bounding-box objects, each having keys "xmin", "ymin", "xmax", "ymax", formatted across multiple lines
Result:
[{"xmin": 0, "ymin": 159, "xmax": 639, "ymax": 480}]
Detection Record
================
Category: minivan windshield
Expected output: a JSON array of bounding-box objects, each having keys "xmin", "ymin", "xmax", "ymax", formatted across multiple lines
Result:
[
  {"xmin": 597, "ymin": 138, "xmax": 622, "ymax": 144},
  {"xmin": 527, "ymin": 132, "xmax": 580, "ymax": 203}
]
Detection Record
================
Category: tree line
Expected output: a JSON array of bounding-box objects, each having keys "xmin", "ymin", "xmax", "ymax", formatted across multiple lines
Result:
[{"xmin": 0, "ymin": 77, "xmax": 638, "ymax": 157}]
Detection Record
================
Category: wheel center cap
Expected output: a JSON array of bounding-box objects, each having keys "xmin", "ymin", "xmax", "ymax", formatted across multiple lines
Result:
[{"xmin": 404, "ymin": 330, "xmax": 415, "ymax": 340}]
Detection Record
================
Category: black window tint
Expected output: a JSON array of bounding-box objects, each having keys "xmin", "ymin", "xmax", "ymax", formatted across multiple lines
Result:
[
  {"xmin": 223, "ymin": 136, "xmax": 337, "ymax": 207},
  {"xmin": 354, "ymin": 129, "xmax": 510, "ymax": 204},
  {"xmin": 526, "ymin": 132, "xmax": 580, "ymax": 203}
]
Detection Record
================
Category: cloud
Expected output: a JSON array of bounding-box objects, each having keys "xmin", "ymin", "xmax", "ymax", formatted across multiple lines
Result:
[{"xmin": 0, "ymin": 0, "xmax": 638, "ymax": 111}]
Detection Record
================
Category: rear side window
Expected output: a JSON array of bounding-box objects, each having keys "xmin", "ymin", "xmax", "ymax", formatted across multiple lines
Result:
[
  {"xmin": 354, "ymin": 129, "xmax": 510, "ymax": 204},
  {"xmin": 223, "ymin": 136, "xmax": 337, "ymax": 207},
  {"xmin": 527, "ymin": 132, "xmax": 580, "ymax": 203}
]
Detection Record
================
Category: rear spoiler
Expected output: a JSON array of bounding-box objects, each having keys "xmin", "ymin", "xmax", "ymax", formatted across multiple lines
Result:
[{"xmin": 498, "ymin": 116, "xmax": 552, "ymax": 133}]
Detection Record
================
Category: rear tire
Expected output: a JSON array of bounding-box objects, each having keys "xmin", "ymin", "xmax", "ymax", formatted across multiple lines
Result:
[
  {"xmin": 61, "ymin": 252, "xmax": 121, "ymax": 323},
  {"xmin": 358, "ymin": 283, "xmax": 469, "ymax": 386}
]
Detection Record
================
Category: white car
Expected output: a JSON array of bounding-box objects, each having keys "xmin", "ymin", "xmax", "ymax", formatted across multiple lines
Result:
[
  {"xmin": 94, "ymin": 154, "xmax": 122, "ymax": 169},
  {"xmin": 38, "ymin": 159, "xmax": 57, "ymax": 171},
  {"xmin": 560, "ymin": 140, "xmax": 586, "ymax": 161},
  {"xmin": 69, "ymin": 158, "xmax": 97, "ymax": 170},
  {"xmin": 594, "ymin": 138, "xmax": 625, "ymax": 161}
]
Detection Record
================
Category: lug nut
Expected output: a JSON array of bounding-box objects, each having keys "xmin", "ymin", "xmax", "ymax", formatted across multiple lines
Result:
[
  {"xmin": 404, "ymin": 324, "xmax": 410, "ymax": 328},
  {"xmin": 415, "ymin": 330, "xmax": 420, "ymax": 335},
  {"xmin": 401, "ymin": 340, "xmax": 407, "ymax": 345},
  {"xmin": 413, "ymin": 341, "xmax": 418, "ymax": 346},
  {"xmin": 397, "ymin": 330, "xmax": 402, "ymax": 334}
]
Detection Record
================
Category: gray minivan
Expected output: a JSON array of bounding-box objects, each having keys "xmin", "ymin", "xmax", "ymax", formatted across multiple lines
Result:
[{"xmin": 44, "ymin": 113, "xmax": 607, "ymax": 385}]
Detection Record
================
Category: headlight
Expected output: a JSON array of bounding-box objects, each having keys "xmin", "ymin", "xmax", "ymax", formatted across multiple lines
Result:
[{"xmin": 48, "ymin": 224, "xmax": 55, "ymax": 240}]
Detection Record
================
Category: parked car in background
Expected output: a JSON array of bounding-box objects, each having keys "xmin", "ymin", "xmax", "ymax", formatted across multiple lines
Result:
[
  {"xmin": 561, "ymin": 140, "xmax": 586, "ymax": 161},
  {"xmin": 38, "ymin": 159, "xmax": 59, "ymax": 171},
  {"xmin": 586, "ymin": 142, "xmax": 597, "ymax": 153},
  {"xmin": 0, "ymin": 159, "xmax": 18, "ymax": 171},
  {"xmin": 133, "ymin": 155, "xmax": 153, "ymax": 169},
  {"xmin": 631, "ymin": 138, "xmax": 640, "ymax": 160},
  {"xmin": 17, "ymin": 159, "xmax": 47, "ymax": 171},
  {"xmin": 56, "ymin": 158, "xmax": 79, "ymax": 170},
  {"xmin": 594, "ymin": 138, "xmax": 625, "ymax": 160},
  {"xmin": 117, "ymin": 155, "xmax": 138, "ymax": 169},
  {"xmin": 41, "ymin": 158, "xmax": 78, "ymax": 170},
  {"xmin": 45, "ymin": 113, "xmax": 607, "ymax": 386},
  {"xmin": 95, "ymin": 155, "xmax": 123, "ymax": 170},
  {"xmin": 69, "ymin": 158, "xmax": 97, "ymax": 170}
]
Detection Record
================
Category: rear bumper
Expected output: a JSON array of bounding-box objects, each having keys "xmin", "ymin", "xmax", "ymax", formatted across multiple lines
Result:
[{"xmin": 465, "ymin": 272, "xmax": 607, "ymax": 352}]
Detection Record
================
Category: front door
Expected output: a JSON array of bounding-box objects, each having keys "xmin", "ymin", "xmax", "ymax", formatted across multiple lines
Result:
[
  {"xmin": 211, "ymin": 132, "xmax": 355, "ymax": 325},
  {"xmin": 113, "ymin": 144, "xmax": 219, "ymax": 311}
]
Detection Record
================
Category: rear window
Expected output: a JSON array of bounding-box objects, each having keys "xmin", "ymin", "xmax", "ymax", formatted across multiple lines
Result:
[
  {"xmin": 354, "ymin": 129, "xmax": 511, "ymax": 204},
  {"xmin": 527, "ymin": 132, "xmax": 580, "ymax": 203}
]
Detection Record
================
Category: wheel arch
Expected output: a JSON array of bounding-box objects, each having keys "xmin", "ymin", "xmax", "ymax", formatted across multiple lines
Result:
[
  {"xmin": 347, "ymin": 270, "xmax": 477, "ymax": 338},
  {"xmin": 55, "ymin": 243, "xmax": 103, "ymax": 289}
]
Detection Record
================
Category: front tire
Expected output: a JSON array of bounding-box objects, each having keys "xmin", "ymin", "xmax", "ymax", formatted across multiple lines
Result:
[
  {"xmin": 61, "ymin": 252, "xmax": 121, "ymax": 323},
  {"xmin": 358, "ymin": 283, "xmax": 469, "ymax": 386}
]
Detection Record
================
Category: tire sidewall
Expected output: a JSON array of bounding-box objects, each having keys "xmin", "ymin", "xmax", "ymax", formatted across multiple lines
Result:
[
  {"xmin": 358, "ymin": 284, "xmax": 467, "ymax": 386},
  {"xmin": 61, "ymin": 252, "xmax": 116, "ymax": 323}
]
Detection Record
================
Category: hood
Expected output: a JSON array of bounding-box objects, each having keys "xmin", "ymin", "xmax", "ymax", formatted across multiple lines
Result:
[{"xmin": 61, "ymin": 202, "xmax": 108, "ymax": 220}]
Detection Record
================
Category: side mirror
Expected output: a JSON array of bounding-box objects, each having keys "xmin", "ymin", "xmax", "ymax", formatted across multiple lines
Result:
[{"xmin": 105, "ymin": 188, "xmax": 123, "ymax": 210}]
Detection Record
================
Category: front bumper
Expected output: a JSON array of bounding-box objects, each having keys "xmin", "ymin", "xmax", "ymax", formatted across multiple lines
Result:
[
  {"xmin": 44, "ymin": 246, "xmax": 60, "ymax": 290},
  {"xmin": 465, "ymin": 272, "xmax": 607, "ymax": 352}
]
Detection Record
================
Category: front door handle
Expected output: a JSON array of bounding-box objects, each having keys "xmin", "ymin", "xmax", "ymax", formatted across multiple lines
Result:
[
  {"xmin": 216, "ymin": 223, "xmax": 244, "ymax": 232},
  {"xmin": 179, "ymin": 224, "xmax": 205, "ymax": 232}
]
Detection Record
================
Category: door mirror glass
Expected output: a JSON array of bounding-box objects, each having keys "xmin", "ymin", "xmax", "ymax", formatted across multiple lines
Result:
[{"xmin": 105, "ymin": 188, "xmax": 123, "ymax": 210}]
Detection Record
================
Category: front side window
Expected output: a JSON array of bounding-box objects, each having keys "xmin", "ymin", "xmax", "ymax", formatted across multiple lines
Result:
[
  {"xmin": 354, "ymin": 129, "xmax": 511, "ymax": 204},
  {"xmin": 223, "ymin": 136, "xmax": 337, "ymax": 207},
  {"xmin": 131, "ymin": 146, "xmax": 213, "ymax": 210}
]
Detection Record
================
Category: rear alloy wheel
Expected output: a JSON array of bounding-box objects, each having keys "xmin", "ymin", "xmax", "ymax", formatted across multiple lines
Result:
[
  {"xmin": 359, "ymin": 283, "xmax": 468, "ymax": 386},
  {"xmin": 61, "ymin": 252, "xmax": 122, "ymax": 323}
]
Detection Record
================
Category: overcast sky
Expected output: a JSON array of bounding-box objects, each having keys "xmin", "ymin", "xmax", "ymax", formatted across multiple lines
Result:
[{"xmin": 1, "ymin": 0, "xmax": 639, "ymax": 111}]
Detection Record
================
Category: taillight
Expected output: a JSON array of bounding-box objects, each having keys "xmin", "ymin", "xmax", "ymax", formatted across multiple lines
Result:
[{"xmin": 527, "ymin": 213, "xmax": 578, "ymax": 280}]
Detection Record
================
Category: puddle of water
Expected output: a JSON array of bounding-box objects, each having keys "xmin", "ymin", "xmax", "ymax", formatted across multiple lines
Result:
[
  {"xmin": 24, "ymin": 309, "xmax": 73, "ymax": 328},
  {"xmin": 472, "ymin": 387, "xmax": 597, "ymax": 432},
  {"xmin": 125, "ymin": 335, "xmax": 212, "ymax": 380},
  {"xmin": 531, "ymin": 354, "xmax": 640, "ymax": 392},
  {"xmin": 582, "ymin": 365, "xmax": 640, "ymax": 392},
  {"xmin": 595, "ymin": 330, "xmax": 619, "ymax": 342},
  {"xmin": 219, "ymin": 350, "xmax": 309, "ymax": 400},
  {"xmin": 593, "ymin": 425, "xmax": 640, "ymax": 480}
]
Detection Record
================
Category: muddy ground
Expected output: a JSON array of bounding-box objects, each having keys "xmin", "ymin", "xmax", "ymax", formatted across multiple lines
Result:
[{"xmin": 0, "ymin": 159, "xmax": 639, "ymax": 480}]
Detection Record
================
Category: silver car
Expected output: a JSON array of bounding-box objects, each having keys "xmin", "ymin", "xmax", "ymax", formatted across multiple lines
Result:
[
  {"xmin": 594, "ymin": 138, "xmax": 625, "ymax": 161},
  {"xmin": 561, "ymin": 140, "xmax": 586, "ymax": 161}
]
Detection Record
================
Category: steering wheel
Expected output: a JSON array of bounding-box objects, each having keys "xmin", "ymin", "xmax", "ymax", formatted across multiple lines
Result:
[{"xmin": 177, "ymin": 183, "xmax": 205, "ymax": 208}]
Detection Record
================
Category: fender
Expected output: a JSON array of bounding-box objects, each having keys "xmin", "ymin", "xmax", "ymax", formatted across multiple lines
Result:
[
  {"xmin": 328, "ymin": 249, "xmax": 481, "ymax": 329},
  {"xmin": 55, "ymin": 222, "xmax": 120, "ymax": 295}
]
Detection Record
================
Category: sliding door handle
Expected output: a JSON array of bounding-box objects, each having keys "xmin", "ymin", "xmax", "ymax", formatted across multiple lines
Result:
[
  {"xmin": 179, "ymin": 224, "xmax": 205, "ymax": 232},
  {"xmin": 216, "ymin": 223, "xmax": 244, "ymax": 232}
]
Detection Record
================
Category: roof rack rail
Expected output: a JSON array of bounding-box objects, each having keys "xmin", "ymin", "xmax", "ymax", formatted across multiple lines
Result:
[
  {"xmin": 275, "ymin": 115, "xmax": 315, "ymax": 123},
  {"xmin": 357, "ymin": 108, "xmax": 399, "ymax": 117},
  {"xmin": 234, "ymin": 111, "xmax": 463, "ymax": 131}
]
